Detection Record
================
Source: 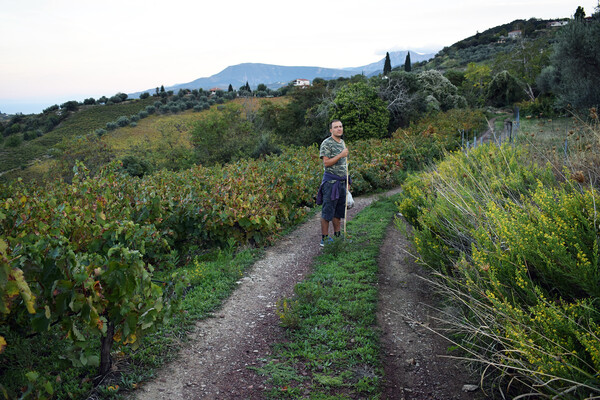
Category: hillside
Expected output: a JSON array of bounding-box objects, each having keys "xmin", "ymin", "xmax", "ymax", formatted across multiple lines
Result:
[
  {"xmin": 1, "ymin": 96, "xmax": 287, "ymax": 183},
  {"xmin": 418, "ymin": 17, "xmax": 564, "ymax": 70},
  {"xmin": 0, "ymin": 97, "xmax": 157, "ymax": 177}
]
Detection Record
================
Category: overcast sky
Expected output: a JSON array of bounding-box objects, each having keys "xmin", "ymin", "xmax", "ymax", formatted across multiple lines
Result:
[{"xmin": 1, "ymin": 0, "xmax": 596, "ymax": 114}]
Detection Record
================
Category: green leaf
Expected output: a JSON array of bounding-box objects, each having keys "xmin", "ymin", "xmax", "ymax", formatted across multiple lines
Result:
[
  {"xmin": 0, "ymin": 238, "xmax": 7, "ymax": 256},
  {"xmin": 12, "ymin": 268, "xmax": 36, "ymax": 314},
  {"xmin": 44, "ymin": 381, "xmax": 54, "ymax": 395},
  {"xmin": 25, "ymin": 371, "xmax": 39, "ymax": 382},
  {"xmin": 71, "ymin": 324, "xmax": 85, "ymax": 342},
  {"xmin": 86, "ymin": 355, "xmax": 100, "ymax": 367}
]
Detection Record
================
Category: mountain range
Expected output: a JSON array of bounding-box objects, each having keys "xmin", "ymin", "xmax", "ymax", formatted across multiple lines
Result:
[{"xmin": 130, "ymin": 50, "xmax": 436, "ymax": 97}]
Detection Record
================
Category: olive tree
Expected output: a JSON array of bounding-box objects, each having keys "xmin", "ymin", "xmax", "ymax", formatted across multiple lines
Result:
[
  {"xmin": 538, "ymin": 18, "xmax": 600, "ymax": 110},
  {"xmin": 417, "ymin": 70, "xmax": 467, "ymax": 112},
  {"xmin": 376, "ymin": 71, "xmax": 426, "ymax": 132}
]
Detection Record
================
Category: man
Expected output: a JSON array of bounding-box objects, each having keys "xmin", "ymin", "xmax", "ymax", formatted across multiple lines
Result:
[{"xmin": 316, "ymin": 119, "xmax": 350, "ymax": 246}]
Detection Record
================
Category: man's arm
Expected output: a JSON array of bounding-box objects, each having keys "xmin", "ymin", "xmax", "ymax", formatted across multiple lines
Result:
[{"xmin": 322, "ymin": 147, "xmax": 349, "ymax": 167}]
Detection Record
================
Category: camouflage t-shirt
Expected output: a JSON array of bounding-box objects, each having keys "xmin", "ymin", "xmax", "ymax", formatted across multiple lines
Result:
[{"xmin": 319, "ymin": 136, "xmax": 347, "ymax": 178}]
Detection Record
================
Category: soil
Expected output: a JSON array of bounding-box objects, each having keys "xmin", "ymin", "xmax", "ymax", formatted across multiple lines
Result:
[{"xmin": 132, "ymin": 188, "xmax": 485, "ymax": 400}]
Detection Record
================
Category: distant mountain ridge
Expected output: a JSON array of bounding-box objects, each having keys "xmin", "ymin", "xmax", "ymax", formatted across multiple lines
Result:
[
  {"xmin": 130, "ymin": 50, "xmax": 436, "ymax": 97},
  {"xmin": 343, "ymin": 50, "xmax": 435, "ymax": 73}
]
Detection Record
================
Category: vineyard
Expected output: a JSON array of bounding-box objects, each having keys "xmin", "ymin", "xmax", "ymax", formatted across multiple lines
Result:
[
  {"xmin": 0, "ymin": 108, "xmax": 486, "ymax": 398},
  {"xmin": 3, "ymin": 98, "xmax": 600, "ymax": 398}
]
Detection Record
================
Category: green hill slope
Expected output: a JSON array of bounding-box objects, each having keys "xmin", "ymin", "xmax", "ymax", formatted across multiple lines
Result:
[
  {"xmin": 0, "ymin": 97, "xmax": 157, "ymax": 176},
  {"xmin": 415, "ymin": 18, "xmax": 563, "ymax": 71}
]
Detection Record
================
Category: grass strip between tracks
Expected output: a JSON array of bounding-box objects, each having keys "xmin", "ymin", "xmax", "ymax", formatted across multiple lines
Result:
[{"xmin": 253, "ymin": 193, "xmax": 401, "ymax": 399}]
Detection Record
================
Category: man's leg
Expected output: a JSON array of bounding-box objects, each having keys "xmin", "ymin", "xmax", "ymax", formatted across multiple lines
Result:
[
  {"xmin": 332, "ymin": 217, "xmax": 341, "ymax": 233},
  {"xmin": 332, "ymin": 188, "xmax": 346, "ymax": 237},
  {"xmin": 321, "ymin": 182, "xmax": 334, "ymax": 239},
  {"xmin": 321, "ymin": 217, "xmax": 330, "ymax": 236}
]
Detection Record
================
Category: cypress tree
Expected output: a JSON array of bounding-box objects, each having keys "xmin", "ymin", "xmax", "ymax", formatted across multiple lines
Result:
[
  {"xmin": 383, "ymin": 52, "xmax": 392, "ymax": 75},
  {"xmin": 228, "ymin": 84, "xmax": 234, "ymax": 92},
  {"xmin": 404, "ymin": 52, "xmax": 412, "ymax": 72},
  {"xmin": 574, "ymin": 6, "xmax": 585, "ymax": 20}
]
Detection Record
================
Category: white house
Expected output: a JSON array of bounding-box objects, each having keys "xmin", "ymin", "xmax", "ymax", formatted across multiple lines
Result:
[
  {"xmin": 293, "ymin": 79, "xmax": 310, "ymax": 87},
  {"xmin": 548, "ymin": 21, "xmax": 569, "ymax": 27},
  {"xmin": 508, "ymin": 30, "xmax": 522, "ymax": 39}
]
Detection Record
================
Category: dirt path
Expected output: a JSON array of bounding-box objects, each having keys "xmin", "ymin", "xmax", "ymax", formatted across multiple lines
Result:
[
  {"xmin": 133, "ymin": 188, "xmax": 483, "ymax": 399},
  {"xmin": 378, "ymin": 219, "xmax": 483, "ymax": 399}
]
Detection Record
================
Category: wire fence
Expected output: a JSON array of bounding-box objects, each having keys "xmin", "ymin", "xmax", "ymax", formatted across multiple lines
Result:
[{"xmin": 462, "ymin": 107, "xmax": 521, "ymax": 153}]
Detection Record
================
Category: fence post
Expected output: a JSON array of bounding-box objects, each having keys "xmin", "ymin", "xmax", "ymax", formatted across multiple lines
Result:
[
  {"xmin": 514, "ymin": 106, "xmax": 520, "ymax": 138},
  {"xmin": 504, "ymin": 120, "xmax": 513, "ymax": 143}
]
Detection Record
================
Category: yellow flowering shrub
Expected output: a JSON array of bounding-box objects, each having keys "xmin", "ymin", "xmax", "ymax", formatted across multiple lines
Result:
[{"xmin": 398, "ymin": 143, "xmax": 600, "ymax": 396}]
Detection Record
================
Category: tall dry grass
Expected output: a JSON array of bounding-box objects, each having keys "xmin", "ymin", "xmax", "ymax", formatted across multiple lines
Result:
[{"xmin": 397, "ymin": 111, "xmax": 600, "ymax": 398}]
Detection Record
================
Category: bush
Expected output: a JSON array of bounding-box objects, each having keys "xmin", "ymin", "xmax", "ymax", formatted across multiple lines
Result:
[
  {"xmin": 22, "ymin": 130, "xmax": 38, "ymax": 141},
  {"xmin": 43, "ymin": 104, "xmax": 59, "ymax": 113},
  {"xmin": 121, "ymin": 155, "xmax": 152, "ymax": 177},
  {"xmin": 5, "ymin": 134, "xmax": 22, "ymax": 148},
  {"xmin": 397, "ymin": 144, "xmax": 600, "ymax": 396},
  {"xmin": 60, "ymin": 100, "xmax": 80, "ymax": 112},
  {"xmin": 95, "ymin": 128, "xmax": 107, "ymax": 137},
  {"xmin": 251, "ymin": 132, "xmax": 282, "ymax": 159},
  {"xmin": 515, "ymin": 96, "xmax": 557, "ymax": 117},
  {"xmin": 417, "ymin": 70, "xmax": 466, "ymax": 111},
  {"xmin": 330, "ymin": 81, "xmax": 389, "ymax": 141},
  {"xmin": 116, "ymin": 116, "xmax": 130, "ymax": 127},
  {"xmin": 106, "ymin": 121, "xmax": 118, "ymax": 131},
  {"xmin": 191, "ymin": 103, "xmax": 256, "ymax": 165}
]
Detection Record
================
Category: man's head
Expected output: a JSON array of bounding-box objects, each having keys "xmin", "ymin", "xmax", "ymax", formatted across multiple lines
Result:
[{"xmin": 329, "ymin": 119, "xmax": 343, "ymax": 139}]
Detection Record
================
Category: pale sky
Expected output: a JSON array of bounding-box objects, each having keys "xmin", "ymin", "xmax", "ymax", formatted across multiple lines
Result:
[{"xmin": 1, "ymin": 0, "xmax": 597, "ymax": 114}]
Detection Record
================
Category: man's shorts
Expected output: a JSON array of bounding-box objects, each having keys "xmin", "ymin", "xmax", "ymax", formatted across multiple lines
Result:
[{"xmin": 321, "ymin": 181, "xmax": 347, "ymax": 221}]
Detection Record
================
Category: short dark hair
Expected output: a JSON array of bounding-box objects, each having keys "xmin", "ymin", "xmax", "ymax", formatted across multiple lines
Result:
[{"xmin": 329, "ymin": 119, "xmax": 342, "ymax": 129}]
